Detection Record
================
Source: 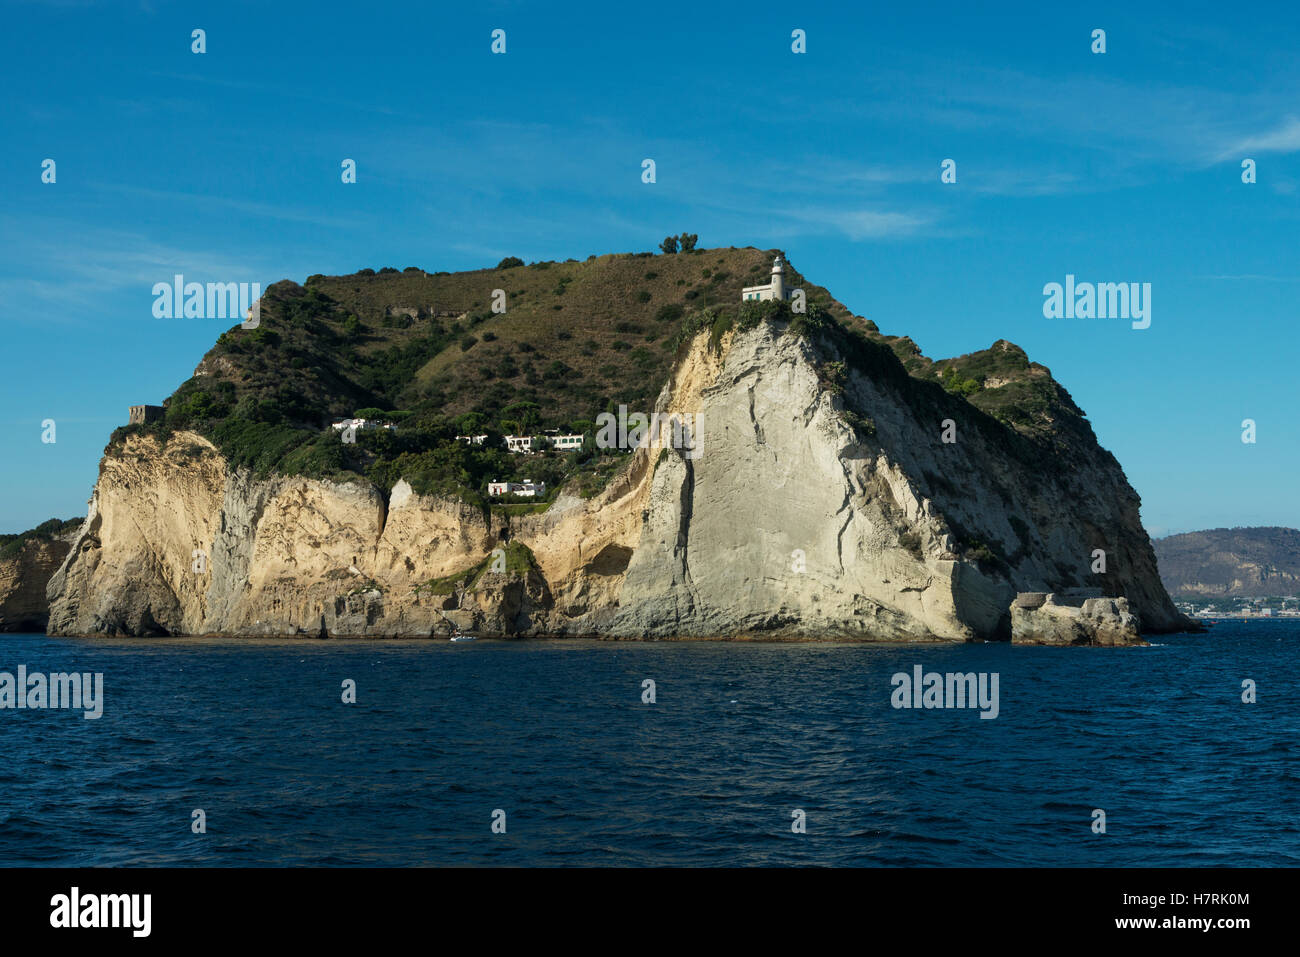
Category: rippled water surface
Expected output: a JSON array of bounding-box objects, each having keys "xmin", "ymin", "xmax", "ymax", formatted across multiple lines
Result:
[{"xmin": 1, "ymin": 623, "xmax": 1296, "ymax": 866}]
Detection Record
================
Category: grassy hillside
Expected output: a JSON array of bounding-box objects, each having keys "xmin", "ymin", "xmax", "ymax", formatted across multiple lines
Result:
[{"xmin": 110, "ymin": 244, "xmax": 1099, "ymax": 509}]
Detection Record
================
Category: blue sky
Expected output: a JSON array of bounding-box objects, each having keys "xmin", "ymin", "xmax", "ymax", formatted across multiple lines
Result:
[{"xmin": 2, "ymin": 0, "xmax": 1298, "ymax": 536}]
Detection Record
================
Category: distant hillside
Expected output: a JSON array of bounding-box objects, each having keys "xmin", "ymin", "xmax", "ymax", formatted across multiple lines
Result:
[
  {"xmin": 111, "ymin": 245, "xmax": 1103, "ymax": 509},
  {"xmin": 1154, "ymin": 527, "xmax": 1300, "ymax": 597}
]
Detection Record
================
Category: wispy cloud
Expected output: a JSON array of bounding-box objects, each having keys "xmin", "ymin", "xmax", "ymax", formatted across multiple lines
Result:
[
  {"xmin": 788, "ymin": 54, "xmax": 1300, "ymax": 178},
  {"xmin": 968, "ymin": 170, "xmax": 1082, "ymax": 197},
  {"xmin": 0, "ymin": 219, "xmax": 283, "ymax": 326},
  {"xmin": 774, "ymin": 206, "xmax": 933, "ymax": 241},
  {"xmin": 1220, "ymin": 117, "xmax": 1300, "ymax": 158}
]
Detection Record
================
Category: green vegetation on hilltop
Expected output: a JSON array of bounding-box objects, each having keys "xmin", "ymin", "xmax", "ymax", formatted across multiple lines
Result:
[
  {"xmin": 0, "ymin": 517, "xmax": 83, "ymax": 561},
  {"xmin": 110, "ymin": 244, "xmax": 1095, "ymax": 506},
  {"xmin": 882, "ymin": 337, "xmax": 1089, "ymax": 445},
  {"xmin": 113, "ymin": 246, "xmax": 815, "ymax": 502}
]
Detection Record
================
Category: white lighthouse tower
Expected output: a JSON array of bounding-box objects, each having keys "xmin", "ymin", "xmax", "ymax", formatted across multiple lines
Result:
[
  {"xmin": 770, "ymin": 256, "xmax": 786, "ymax": 301},
  {"xmin": 740, "ymin": 255, "xmax": 793, "ymax": 302}
]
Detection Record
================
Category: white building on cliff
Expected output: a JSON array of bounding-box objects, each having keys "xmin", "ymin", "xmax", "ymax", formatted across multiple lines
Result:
[
  {"xmin": 504, "ymin": 434, "xmax": 537, "ymax": 454},
  {"xmin": 741, "ymin": 256, "xmax": 792, "ymax": 302},
  {"xmin": 488, "ymin": 479, "xmax": 546, "ymax": 498},
  {"xmin": 331, "ymin": 418, "xmax": 396, "ymax": 433}
]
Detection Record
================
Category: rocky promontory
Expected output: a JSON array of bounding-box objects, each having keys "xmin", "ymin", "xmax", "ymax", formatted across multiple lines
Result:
[{"xmin": 42, "ymin": 248, "xmax": 1194, "ymax": 644}]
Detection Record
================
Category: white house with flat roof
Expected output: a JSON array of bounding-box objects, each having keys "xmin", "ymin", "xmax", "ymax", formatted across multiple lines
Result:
[
  {"xmin": 505, "ymin": 434, "xmax": 537, "ymax": 453},
  {"xmin": 503, "ymin": 432, "xmax": 584, "ymax": 454},
  {"xmin": 741, "ymin": 256, "xmax": 791, "ymax": 302},
  {"xmin": 331, "ymin": 418, "xmax": 396, "ymax": 433},
  {"xmin": 488, "ymin": 479, "xmax": 546, "ymax": 498}
]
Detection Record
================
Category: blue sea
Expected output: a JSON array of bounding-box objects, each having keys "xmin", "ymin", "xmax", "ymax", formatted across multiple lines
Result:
[{"xmin": 1, "ymin": 622, "xmax": 1296, "ymax": 866}]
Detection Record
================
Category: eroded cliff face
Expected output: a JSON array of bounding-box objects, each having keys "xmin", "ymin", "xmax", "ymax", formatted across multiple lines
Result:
[
  {"xmin": 605, "ymin": 321, "xmax": 1184, "ymax": 641},
  {"xmin": 0, "ymin": 532, "xmax": 78, "ymax": 632},
  {"xmin": 46, "ymin": 320, "xmax": 1188, "ymax": 643}
]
